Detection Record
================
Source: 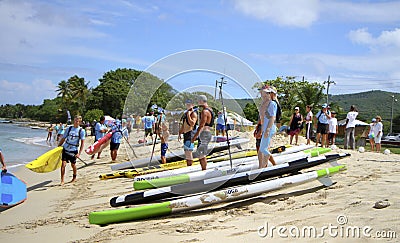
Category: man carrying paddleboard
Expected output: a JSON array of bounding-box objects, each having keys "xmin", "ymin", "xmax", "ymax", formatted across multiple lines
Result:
[
  {"xmin": 192, "ymin": 95, "xmax": 214, "ymax": 170},
  {"xmin": 0, "ymin": 148, "xmax": 7, "ymax": 172},
  {"xmin": 58, "ymin": 115, "xmax": 85, "ymax": 185},
  {"xmin": 178, "ymin": 99, "xmax": 198, "ymax": 166},
  {"xmin": 92, "ymin": 116, "xmax": 108, "ymax": 160}
]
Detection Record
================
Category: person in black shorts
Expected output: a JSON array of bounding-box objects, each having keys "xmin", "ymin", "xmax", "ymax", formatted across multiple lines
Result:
[
  {"xmin": 58, "ymin": 116, "xmax": 85, "ymax": 185},
  {"xmin": 314, "ymin": 104, "xmax": 331, "ymax": 148}
]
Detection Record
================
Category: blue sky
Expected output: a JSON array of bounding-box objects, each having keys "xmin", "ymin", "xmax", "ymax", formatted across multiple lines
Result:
[{"xmin": 1, "ymin": 0, "xmax": 400, "ymax": 105}]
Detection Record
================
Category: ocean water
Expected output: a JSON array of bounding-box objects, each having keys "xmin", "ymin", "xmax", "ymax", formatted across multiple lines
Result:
[{"xmin": 0, "ymin": 122, "xmax": 55, "ymax": 169}]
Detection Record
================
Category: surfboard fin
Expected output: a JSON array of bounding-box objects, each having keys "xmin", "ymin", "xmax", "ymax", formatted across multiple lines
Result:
[{"xmin": 318, "ymin": 176, "xmax": 333, "ymax": 186}]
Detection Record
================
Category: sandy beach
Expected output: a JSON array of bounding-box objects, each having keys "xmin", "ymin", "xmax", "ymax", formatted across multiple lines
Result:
[{"xmin": 0, "ymin": 131, "xmax": 399, "ymax": 243}]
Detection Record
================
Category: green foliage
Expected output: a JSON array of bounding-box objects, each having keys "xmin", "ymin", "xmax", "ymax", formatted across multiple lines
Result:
[
  {"xmin": 251, "ymin": 76, "xmax": 326, "ymax": 125},
  {"xmin": 84, "ymin": 109, "xmax": 104, "ymax": 123},
  {"xmin": 243, "ymin": 102, "xmax": 259, "ymax": 122},
  {"xmin": 95, "ymin": 68, "xmax": 142, "ymax": 117},
  {"xmin": 124, "ymin": 71, "xmax": 176, "ymax": 116},
  {"xmin": 57, "ymin": 75, "xmax": 90, "ymax": 116}
]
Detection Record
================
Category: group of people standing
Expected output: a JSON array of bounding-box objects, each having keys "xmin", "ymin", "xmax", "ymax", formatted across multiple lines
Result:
[
  {"xmin": 287, "ymin": 102, "xmax": 384, "ymax": 152},
  {"xmin": 46, "ymin": 123, "xmax": 65, "ymax": 143}
]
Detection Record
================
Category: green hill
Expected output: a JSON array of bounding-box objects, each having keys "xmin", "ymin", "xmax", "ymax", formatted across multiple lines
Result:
[
  {"xmin": 329, "ymin": 90, "xmax": 400, "ymax": 122},
  {"xmin": 230, "ymin": 90, "xmax": 400, "ymax": 133}
]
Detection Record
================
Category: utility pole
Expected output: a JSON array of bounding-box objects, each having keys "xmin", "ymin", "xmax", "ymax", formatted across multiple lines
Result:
[
  {"xmin": 214, "ymin": 80, "xmax": 218, "ymax": 100},
  {"xmin": 323, "ymin": 75, "xmax": 336, "ymax": 105},
  {"xmin": 390, "ymin": 94, "xmax": 398, "ymax": 135}
]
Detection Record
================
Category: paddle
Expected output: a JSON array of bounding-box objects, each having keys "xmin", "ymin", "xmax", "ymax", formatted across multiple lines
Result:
[
  {"xmin": 65, "ymin": 151, "xmax": 88, "ymax": 166},
  {"xmin": 217, "ymin": 77, "xmax": 233, "ymax": 168},
  {"xmin": 123, "ymin": 136, "xmax": 138, "ymax": 158},
  {"xmin": 148, "ymin": 115, "xmax": 162, "ymax": 166}
]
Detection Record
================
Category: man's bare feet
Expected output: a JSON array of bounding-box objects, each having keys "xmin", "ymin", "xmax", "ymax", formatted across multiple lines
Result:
[
  {"xmin": 70, "ymin": 174, "xmax": 77, "ymax": 183},
  {"xmin": 60, "ymin": 181, "xmax": 65, "ymax": 186}
]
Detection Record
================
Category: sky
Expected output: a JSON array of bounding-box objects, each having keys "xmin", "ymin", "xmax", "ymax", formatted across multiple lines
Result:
[{"xmin": 1, "ymin": 0, "xmax": 400, "ymax": 105}]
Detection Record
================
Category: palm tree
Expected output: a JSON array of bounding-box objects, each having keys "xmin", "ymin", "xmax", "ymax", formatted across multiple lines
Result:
[
  {"xmin": 68, "ymin": 75, "xmax": 90, "ymax": 115},
  {"xmin": 56, "ymin": 80, "xmax": 71, "ymax": 109},
  {"xmin": 295, "ymin": 81, "xmax": 325, "ymax": 113}
]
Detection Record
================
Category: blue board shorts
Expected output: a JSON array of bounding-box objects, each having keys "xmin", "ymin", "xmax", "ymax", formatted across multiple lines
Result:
[
  {"xmin": 216, "ymin": 124, "xmax": 225, "ymax": 131},
  {"xmin": 184, "ymin": 140, "xmax": 194, "ymax": 151},
  {"xmin": 161, "ymin": 143, "xmax": 168, "ymax": 156},
  {"xmin": 183, "ymin": 130, "xmax": 195, "ymax": 151}
]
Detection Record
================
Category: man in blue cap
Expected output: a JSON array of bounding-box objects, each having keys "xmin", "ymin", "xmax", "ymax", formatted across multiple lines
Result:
[
  {"xmin": 178, "ymin": 99, "xmax": 198, "ymax": 166},
  {"xmin": 314, "ymin": 103, "xmax": 331, "ymax": 148}
]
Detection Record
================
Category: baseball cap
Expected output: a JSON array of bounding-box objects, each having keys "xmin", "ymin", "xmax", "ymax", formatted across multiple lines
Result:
[
  {"xmin": 294, "ymin": 107, "xmax": 299, "ymax": 110},
  {"xmin": 258, "ymin": 84, "xmax": 276, "ymax": 93},
  {"xmin": 331, "ymin": 111, "xmax": 337, "ymax": 114},
  {"xmin": 185, "ymin": 99, "xmax": 193, "ymax": 104},
  {"xmin": 321, "ymin": 103, "xmax": 328, "ymax": 108},
  {"xmin": 372, "ymin": 118, "xmax": 376, "ymax": 122}
]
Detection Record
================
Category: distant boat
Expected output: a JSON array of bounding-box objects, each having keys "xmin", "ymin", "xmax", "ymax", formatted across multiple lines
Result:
[
  {"xmin": 0, "ymin": 120, "xmax": 12, "ymax": 124},
  {"xmin": 30, "ymin": 126, "xmax": 41, "ymax": 129}
]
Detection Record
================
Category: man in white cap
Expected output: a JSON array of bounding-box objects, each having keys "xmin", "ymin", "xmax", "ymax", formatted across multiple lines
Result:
[
  {"xmin": 192, "ymin": 95, "xmax": 214, "ymax": 170},
  {"xmin": 314, "ymin": 103, "xmax": 331, "ymax": 148}
]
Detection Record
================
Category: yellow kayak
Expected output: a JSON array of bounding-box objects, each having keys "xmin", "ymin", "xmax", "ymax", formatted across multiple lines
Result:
[{"xmin": 25, "ymin": 147, "xmax": 63, "ymax": 173}]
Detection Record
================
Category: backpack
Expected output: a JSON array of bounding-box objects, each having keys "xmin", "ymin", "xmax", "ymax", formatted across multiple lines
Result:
[
  {"xmin": 65, "ymin": 126, "xmax": 83, "ymax": 147},
  {"xmin": 317, "ymin": 110, "xmax": 330, "ymax": 122},
  {"xmin": 272, "ymin": 100, "xmax": 282, "ymax": 122},
  {"xmin": 181, "ymin": 108, "xmax": 199, "ymax": 130}
]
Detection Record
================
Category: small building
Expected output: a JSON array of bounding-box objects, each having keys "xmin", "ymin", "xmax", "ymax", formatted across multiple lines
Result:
[{"xmin": 337, "ymin": 119, "xmax": 369, "ymax": 137}]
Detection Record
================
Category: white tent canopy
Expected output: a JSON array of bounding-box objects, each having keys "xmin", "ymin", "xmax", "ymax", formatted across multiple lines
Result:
[
  {"xmin": 338, "ymin": 119, "xmax": 369, "ymax": 126},
  {"xmin": 224, "ymin": 112, "xmax": 253, "ymax": 126}
]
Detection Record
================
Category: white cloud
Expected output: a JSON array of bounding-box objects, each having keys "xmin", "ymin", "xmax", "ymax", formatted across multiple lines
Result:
[
  {"xmin": 250, "ymin": 51, "xmax": 400, "ymax": 94},
  {"xmin": 0, "ymin": 79, "xmax": 57, "ymax": 104},
  {"xmin": 349, "ymin": 28, "xmax": 400, "ymax": 49},
  {"xmin": 232, "ymin": 0, "xmax": 400, "ymax": 28},
  {"xmin": 0, "ymin": 0, "xmax": 149, "ymax": 66},
  {"xmin": 0, "ymin": 0, "xmax": 107, "ymax": 64},
  {"xmin": 348, "ymin": 28, "xmax": 374, "ymax": 45},
  {"xmin": 233, "ymin": 0, "xmax": 319, "ymax": 28}
]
